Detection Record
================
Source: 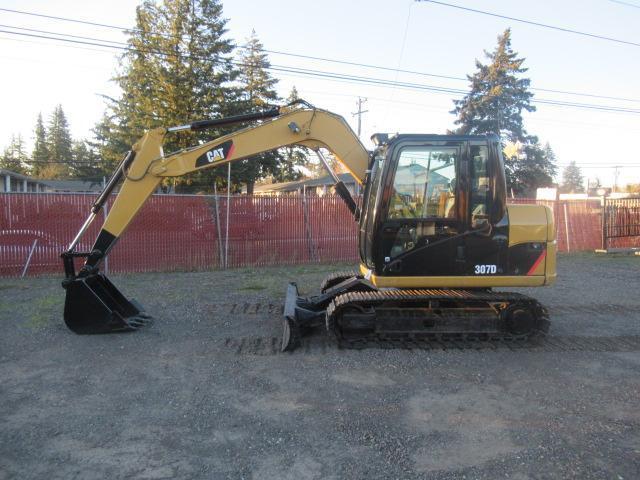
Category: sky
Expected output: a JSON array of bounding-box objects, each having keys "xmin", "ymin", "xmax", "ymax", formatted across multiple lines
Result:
[{"xmin": 0, "ymin": 0, "xmax": 639, "ymax": 187}]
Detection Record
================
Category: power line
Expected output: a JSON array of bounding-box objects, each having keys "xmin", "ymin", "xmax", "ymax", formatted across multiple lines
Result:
[
  {"xmin": 387, "ymin": 1, "xmax": 414, "ymax": 107},
  {"xmin": 0, "ymin": 9, "xmax": 638, "ymax": 103},
  {"xmin": 417, "ymin": 0, "xmax": 640, "ymax": 47},
  {"xmin": 0, "ymin": 23, "xmax": 127, "ymax": 47},
  {"xmin": 303, "ymin": 89, "xmax": 636, "ymax": 129},
  {"xmin": 2, "ymin": 28, "xmax": 640, "ymax": 116},
  {"xmin": 264, "ymin": 49, "xmax": 639, "ymax": 103},
  {"xmin": 607, "ymin": 0, "xmax": 640, "ymax": 9},
  {"xmin": 0, "ymin": 7, "xmax": 137, "ymax": 33}
]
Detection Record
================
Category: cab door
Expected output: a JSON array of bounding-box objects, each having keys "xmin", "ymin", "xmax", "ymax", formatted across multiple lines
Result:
[
  {"xmin": 460, "ymin": 140, "xmax": 509, "ymax": 276},
  {"xmin": 376, "ymin": 140, "xmax": 466, "ymax": 276}
]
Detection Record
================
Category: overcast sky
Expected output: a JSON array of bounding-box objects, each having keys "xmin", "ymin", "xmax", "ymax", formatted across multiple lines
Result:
[{"xmin": 1, "ymin": 0, "xmax": 639, "ymax": 187}]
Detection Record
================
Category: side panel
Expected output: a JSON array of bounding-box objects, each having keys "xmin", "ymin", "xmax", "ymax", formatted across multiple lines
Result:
[
  {"xmin": 506, "ymin": 203, "xmax": 556, "ymax": 280},
  {"xmin": 507, "ymin": 204, "xmax": 548, "ymax": 246},
  {"xmin": 360, "ymin": 264, "xmax": 546, "ymax": 288}
]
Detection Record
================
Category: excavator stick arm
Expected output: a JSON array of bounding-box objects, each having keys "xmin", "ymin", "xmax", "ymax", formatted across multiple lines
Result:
[{"xmin": 61, "ymin": 104, "xmax": 369, "ymax": 335}]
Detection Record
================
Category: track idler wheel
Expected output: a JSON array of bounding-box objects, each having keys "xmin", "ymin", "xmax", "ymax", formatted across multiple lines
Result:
[{"xmin": 501, "ymin": 304, "xmax": 539, "ymax": 336}]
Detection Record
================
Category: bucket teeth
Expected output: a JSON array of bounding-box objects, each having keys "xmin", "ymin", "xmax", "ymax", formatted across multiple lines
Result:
[{"xmin": 124, "ymin": 316, "xmax": 154, "ymax": 330}]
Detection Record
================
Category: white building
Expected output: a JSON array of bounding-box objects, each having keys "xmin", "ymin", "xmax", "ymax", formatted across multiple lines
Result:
[{"xmin": 0, "ymin": 169, "xmax": 48, "ymax": 192}]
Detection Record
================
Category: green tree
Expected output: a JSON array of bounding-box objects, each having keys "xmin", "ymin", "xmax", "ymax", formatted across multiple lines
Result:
[
  {"xmin": 29, "ymin": 112, "xmax": 49, "ymax": 176},
  {"xmin": 561, "ymin": 161, "xmax": 584, "ymax": 193},
  {"xmin": 95, "ymin": 0, "xmax": 239, "ymax": 192},
  {"xmin": 451, "ymin": 29, "xmax": 535, "ymax": 142},
  {"xmin": 505, "ymin": 139, "xmax": 557, "ymax": 196},
  {"xmin": 46, "ymin": 104, "xmax": 73, "ymax": 177},
  {"xmin": 277, "ymin": 86, "xmax": 311, "ymax": 182},
  {"xmin": 232, "ymin": 30, "xmax": 281, "ymax": 194},
  {"xmin": 69, "ymin": 140, "xmax": 105, "ymax": 182},
  {"xmin": 0, "ymin": 134, "xmax": 29, "ymax": 174},
  {"xmin": 452, "ymin": 29, "xmax": 557, "ymax": 194}
]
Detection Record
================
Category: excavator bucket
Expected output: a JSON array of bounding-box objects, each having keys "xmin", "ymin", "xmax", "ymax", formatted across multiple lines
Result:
[{"xmin": 63, "ymin": 273, "xmax": 152, "ymax": 334}]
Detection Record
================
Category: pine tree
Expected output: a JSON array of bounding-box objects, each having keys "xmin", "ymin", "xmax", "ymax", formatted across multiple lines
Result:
[
  {"xmin": 46, "ymin": 105, "xmax": 73, "ymax": 177},
  {"xmin": 452, "ymin": 29, "xmax": 559, "ymax": 194},
  {"xmin": 232, "ymin": 30, "xmax": 281, "ymax": 194},
  {"xmin": 0, "ymin": 134, "xmax": 29, "ymax": 174},
  {"xmin": 277, "ymin": 86, "xmax": 310, "ymax": 182},
  {"xmin": 505, "ymin": 138, "xmax": 557, "ymax": 196},
  {"xmin": 94, "ymin": 0, "xmax": 239, "ymax": 192},
  {"xmin": 29, "ymin": 113, "xmax": 49, "ymax": 176},
  {"xmin": 561, "ymin": 161, "xmax": 584, "ymax": 193},
  {"xmin": 69, "ymin": 140, "xmax": 104, "ymax": 182},
  {"xmin": 452, "ymin": 29, "xmax": 535, "ymax": 141}
]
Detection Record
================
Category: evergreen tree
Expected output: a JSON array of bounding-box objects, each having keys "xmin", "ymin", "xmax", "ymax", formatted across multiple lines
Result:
[
  {"xmin": 452, "ymin": 29, "xmax": 535, "ymax": 141},
  {"xmin": 277, "ymin": 86, "xmax": 310, "ymax": 182},
  {"xmin": 69, "ymin": 140, "xmax": 104, "ymax": 182},
  {"xmin": 46, "ymin": 105, "xmax": 73, "ymax": 177},
  {"xmin": 504, "ymin": 138, "xmax": 557, "ymax": 196},
  {"xmin": 452, "ymin": 29, "xmax": 559, "ymax": 194},
  {"xmin": 233, "ymin": 30, "xmax": 281, "ymax": 194},
  {"xmin": 29, "ymin": 113, "xmax": 49, "ymax": 176},
  {"xmin": 0, "ymin": 134, "xmax": 29, "ymax": 174},
  {"xmin": 561, "ymin": 161, "xmax": 584, "ymax": 193},
  {"xmin": 94, "ymin": 0, "xmax": 239, "ymax": 192}
]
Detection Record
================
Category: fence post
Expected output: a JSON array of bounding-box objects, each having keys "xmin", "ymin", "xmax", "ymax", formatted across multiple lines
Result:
[
  {"xmin": 601, "ymin": 195, "xmax": 607, "ymax": 251},
  {"xmin": 213, "ymin": 185, "xmax": 224, "ymax": 269},
  {"xmin": 301, "ymin": 194, "xmax": 316, "ymax": 262},
  {"xmin": 563, "ymin": 202, "xmax": 570, "ymax": 253},
  {"xmin": 224, "ymin": 163, "xmax": 231, "ymax": 269}
]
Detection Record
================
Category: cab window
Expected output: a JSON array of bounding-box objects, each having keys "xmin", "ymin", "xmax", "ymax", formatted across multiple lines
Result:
[
  {"xmin": 387, "ymin": 146, "xmax": 457, "ymax": 220},
  {"xmin": 470, "ymin": 144, "xmax": 490, "ymax": 227}
]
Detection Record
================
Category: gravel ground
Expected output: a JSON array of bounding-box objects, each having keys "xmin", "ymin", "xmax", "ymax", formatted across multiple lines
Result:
[{"xmin": 1, "ymin": 253, "xmax": 639, "ymax": 479}]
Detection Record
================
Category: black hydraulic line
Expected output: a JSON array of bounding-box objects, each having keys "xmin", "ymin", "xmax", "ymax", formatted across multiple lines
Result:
[
  {"xmin": 189, "ymin": 107, "xmax": 281, "ymax": 131},
  {"xmin": 91, "ymin": 150, "xmax": 135, "ymax": 214},
  {"xmin": 334, "ymin": 181, "xmax": 358, "ymax": 218}
]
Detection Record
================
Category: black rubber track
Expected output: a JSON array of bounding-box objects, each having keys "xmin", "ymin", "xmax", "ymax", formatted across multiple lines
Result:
[
  {"xmin": 319, "ymin": 270, "xmax": 361, "ymax": 293},
  {"xmin": 326, "ymin": 288, "xmax": 550, "ymax": 345}
]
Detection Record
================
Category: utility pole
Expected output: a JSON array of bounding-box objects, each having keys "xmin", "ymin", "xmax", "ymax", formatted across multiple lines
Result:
[
  {"xmin": 613, "ymin": 166, "xmax": 620, "ymax": 193},
  {"xmin": 352, "ymin": 97, "xmax": 368, "ymax": 138}
]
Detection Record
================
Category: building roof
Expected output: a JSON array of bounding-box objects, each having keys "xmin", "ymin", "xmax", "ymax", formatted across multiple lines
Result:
[
  {"xmin": 0, "ymin": 168, "xmax": 47, "ymax": 183},
  {"xmin": 40, "ymin": 179, "xmax": 103, "ymax": 192},
  {"xmin": 254, "ymin": 172, "xmax": 356, "ymax": 193}
]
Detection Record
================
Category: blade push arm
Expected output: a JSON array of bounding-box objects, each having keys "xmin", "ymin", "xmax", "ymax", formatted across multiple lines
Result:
[{"xmin": 77, "ymin": 106, "xmax": 369, "ymax": 274}]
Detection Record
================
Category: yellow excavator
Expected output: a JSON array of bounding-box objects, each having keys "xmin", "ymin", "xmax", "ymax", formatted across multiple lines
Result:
[{"xmin": 61, "ymin": 100, "xmax": 556, "ymax": 351}]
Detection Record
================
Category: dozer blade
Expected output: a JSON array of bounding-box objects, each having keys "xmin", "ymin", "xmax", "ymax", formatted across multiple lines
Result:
[
  {"xmin": 280, "ymin": 282, "xmax": 329, "ymax": 352},
  {"xmin": 281, "ymin": 283, "xmax": 302, "ymax": 352},
  {"xmin": 63, "ymin": 273, "xmax": 152, "ymax": 334}
]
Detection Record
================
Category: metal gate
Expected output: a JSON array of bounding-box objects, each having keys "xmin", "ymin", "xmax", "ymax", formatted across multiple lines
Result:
[{"xmin": 602, "ymin": 197, "xmax": 640, "ymax": 249}]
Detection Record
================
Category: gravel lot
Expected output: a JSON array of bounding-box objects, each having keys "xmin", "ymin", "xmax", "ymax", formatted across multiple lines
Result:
[{"xmin": 1, "ymin": 253, "xmax": 639, "ymax": 479}]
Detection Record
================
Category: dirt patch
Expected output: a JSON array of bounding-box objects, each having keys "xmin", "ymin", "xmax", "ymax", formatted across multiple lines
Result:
[{"xmin": 1, "ymin": 255, "xmax": 639, "ymax": 479}]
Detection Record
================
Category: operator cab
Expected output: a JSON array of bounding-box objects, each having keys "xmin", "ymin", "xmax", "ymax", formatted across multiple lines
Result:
[{"xmin": 358, "ymin": 133, "xmax": 508, "ymax": 278}]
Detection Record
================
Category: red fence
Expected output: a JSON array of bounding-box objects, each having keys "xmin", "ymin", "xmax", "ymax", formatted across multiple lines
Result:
[
  {"xmin": 0, "ymin": 193, "xmax": 357, "ymax": 277},
  {"xmin": 1, "ymin": 193, "xmax": 639, "ymax": 277}
]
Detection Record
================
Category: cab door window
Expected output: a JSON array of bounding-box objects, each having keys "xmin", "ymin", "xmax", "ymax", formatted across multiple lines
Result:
[
  {"xmin": 470, "ymin": 144, "xmax": 490, "ymax": 228},
  {"xmin": 387, "ymin": 146, "xmax": 457, "ymax": 220}
]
